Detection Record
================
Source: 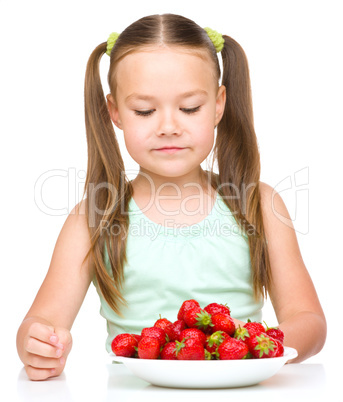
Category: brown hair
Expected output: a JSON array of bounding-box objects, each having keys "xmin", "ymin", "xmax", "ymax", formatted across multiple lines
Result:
[{"xmin": 82, "ymin": 13, "xmax": 271, "ymax": 314}]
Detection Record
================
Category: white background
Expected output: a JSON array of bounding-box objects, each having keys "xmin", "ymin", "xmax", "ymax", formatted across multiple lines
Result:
[{"xmin": 1, "ymin": 0, "xmax": 342, "ymax": 385}]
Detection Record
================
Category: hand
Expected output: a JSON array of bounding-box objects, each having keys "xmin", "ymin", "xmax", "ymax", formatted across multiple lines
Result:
[{"xmin": 23, "ymin": 322, "xmax": 72, "ymax": 380}]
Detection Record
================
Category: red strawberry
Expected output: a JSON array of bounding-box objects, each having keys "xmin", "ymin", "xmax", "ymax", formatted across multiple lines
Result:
[
  {"xmin": 154, "ymin": 315, "xmax": 172, "ymax": 330},
  {"xmin": 247, "ymin": 333, "xmax": 277, "ymax": 358},
  {"xmin": 211, "ymin": 313, "xmax": 235, "ymax": 336},
  {"xmin": 160, "ymin": 341, "xmax": 177, "ymax": 360},
  {"xmin": 234, "ymin": 325, "xmax": 251, "ymax": 344},
  {"xmin": 179, "ymin": 328, "xmax": 207, "ymax": 345},
  {"xmin": 183, "ymin": 307, "xmax": 213, "ymax": 331},
  {"xmin": 204, "ymin": 302, "xmax": 231, "ymax": 316},
  {"xmin": 170, "ymin": 320, "xmax": 187, "ymax": 340},
  {"xmin": 111, "ymin": 333, "xmax": 138, "ymax": 357},
  {"xmin": 154, "ymin": 316, "xmax": 175, "ymax": 341},
  {"xmin": 217, "ymin": 337, "xmax": 250, "ymax": 360},
  {"xmin": 243, "ymin": 320, "xmax": 265, "ymax": 337},
  {"xmin": 205, "ymin": 331, "xmax": 231, "ymax": 354},
  {"xmin": 177, "ymin": 299, "xmax": 200, "ymax": 321},
  {"xmin": 175, "ymin": 337, "xmax": 205, "ymax": 360},
  {"xmin": 138, "ymin": 336, "xmax": 161, "ymax": 359},
  {"xmin": 269, "ymin": 337, "xmax": 284, "ymax": 357},
  {"xmin": 264, "ymin": 323, "xmax": 285, "ymax": 344},
  {"xmin": 141, "ymin": 327, "xmax": 167, "ymax": 346},
  {"xmin": 131, "ymin": 334, "xmax": 142, "ymax": 344}
]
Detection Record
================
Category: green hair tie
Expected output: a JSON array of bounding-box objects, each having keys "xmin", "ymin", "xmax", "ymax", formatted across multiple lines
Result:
[
  {"xmin": 106, "ymin": 32, "xmax": 120, "ymax": 56},
  {"xmin": 106, "ymin": 27, "xmax": 224, "ymax": 56},
  {"xmin": 204, "ymin": 27, "xmax": 225, "ymax": 53}
]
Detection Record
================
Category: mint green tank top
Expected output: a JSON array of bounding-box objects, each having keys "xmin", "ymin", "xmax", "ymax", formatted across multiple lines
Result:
[{"xmin": 93, "ymin": 192, "xmax": 264, "ymax": 353}]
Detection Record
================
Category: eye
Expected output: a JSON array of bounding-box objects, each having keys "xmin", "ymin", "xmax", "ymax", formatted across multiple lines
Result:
[
  {"xmin": 181, "ymin": 106, "xmax": 201, "ymax": 114},
  {"xmin": 133, "ymin": 106, "xmax": 201, "ymax": 118},
  {"xmin": 134, "ymin": 110, "xmax": 154, "ymax": 117}
]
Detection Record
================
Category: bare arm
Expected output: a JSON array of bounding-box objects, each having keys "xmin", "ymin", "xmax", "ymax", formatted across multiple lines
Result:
[
  {"xmin": 17, "ymin": 200, "xmax": 93, "ymax": 380},
  {"xmin": 260, "ymin": 182, "xmax": 326, "ymax": 362}
]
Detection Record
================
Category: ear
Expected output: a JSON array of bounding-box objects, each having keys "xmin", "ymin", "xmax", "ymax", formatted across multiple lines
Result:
[
  {"xmin": 106, "ymin": 94, "xmax": 123, "ymax": 130},
  {"xmin": 214, "ymin": 85, "xmax": 226, "ymax": 127}
]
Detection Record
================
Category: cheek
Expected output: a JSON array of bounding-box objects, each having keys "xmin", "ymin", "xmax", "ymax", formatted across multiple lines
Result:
[
  {"xmin": 121, "ymin": 117, "xmax": 144, "ymax": 148},
  {"xmin": 121, "ymin": 125, "xmax": 152, "ymax": 164},
  {"xmin": 199, "ymin": 133, "xmax": 215, "ymax": 155},
  {"xmin": 123, "ymin": 131, "xmax": 141, "ymax": 156},
  {"xmin": 194, "ymin": 118, "xmax": 215, "ymax": 151}
]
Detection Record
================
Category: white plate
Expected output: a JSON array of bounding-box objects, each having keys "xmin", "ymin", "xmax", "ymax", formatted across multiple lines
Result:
[{"xmin": 109, "ymin": 346, "xmax": 297, "ymax": 389}]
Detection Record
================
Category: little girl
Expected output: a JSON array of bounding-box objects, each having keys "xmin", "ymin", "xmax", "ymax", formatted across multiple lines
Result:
[{"xmin": 16, "ymin": 13, "xmax": 326, "ymax": 380}]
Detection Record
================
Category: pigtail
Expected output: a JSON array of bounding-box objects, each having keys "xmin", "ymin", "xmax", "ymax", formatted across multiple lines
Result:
[
  {"xmin": 82, "ymin": 42, "xmax": 133, "ymax": 314},
  {"xmin": 215, "ymin": 35, "xmax": 271, "ymax": 299}
]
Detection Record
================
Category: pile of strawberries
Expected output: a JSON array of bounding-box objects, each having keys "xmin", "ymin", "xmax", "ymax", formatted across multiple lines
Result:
[{"xmin": 111, "ymin": 299, "xmax": 285, "ymax": 360}]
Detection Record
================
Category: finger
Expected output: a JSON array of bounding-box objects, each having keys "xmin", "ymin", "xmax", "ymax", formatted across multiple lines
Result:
[
  {"xmin": 26, "ymin": 353, "xmax": 65, "ymax": 369},
  {"xmin": 28, "ymin": 322, "xmax": 64, "ymax": 349},
  {"xmin": 25, "ymin": 365, "xmax": 57, "ymax": 381},
  {"xmin": 54, "ymin": 328, "xmax": 73, "ymax": 356},
  {"xmin": 54, "ymin": 328, "xmax": 72, "ymax": 349},
  {"xmin": 26, "ymin": 337, "xmax": 63, "ymax": 358}
]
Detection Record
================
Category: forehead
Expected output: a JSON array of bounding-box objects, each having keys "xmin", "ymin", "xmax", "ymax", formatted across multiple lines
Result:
[{"xmin": 114, "ymin": 48, "xmax": 218, "ymax": 99}]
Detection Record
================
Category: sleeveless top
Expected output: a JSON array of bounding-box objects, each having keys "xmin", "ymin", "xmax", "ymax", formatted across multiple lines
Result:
[{"xmin": 93, "ymin": 192, "xmax": 264, "ymax": 353}]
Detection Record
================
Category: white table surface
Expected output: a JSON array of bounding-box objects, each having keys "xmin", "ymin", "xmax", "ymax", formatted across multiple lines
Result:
[{"xmin": 7, "ymin": 351, "xmax": 340, "ymax": 402}]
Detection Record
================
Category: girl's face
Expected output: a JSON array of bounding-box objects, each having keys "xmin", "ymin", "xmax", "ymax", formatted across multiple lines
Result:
[{"xmin": 107, "ymin": 48, "xmax": 226, "ymax": 182}]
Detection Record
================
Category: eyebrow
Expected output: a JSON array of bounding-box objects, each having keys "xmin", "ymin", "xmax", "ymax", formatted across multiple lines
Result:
[{"xmin": 125, "ymin": 89, "xmax": 209, "ymax": 103}]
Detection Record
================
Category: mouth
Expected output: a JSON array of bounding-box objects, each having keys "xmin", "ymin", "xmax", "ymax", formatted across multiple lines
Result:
[{"xmin": 153, "ymin": 147, "xmax": 186, "ymax": 154}]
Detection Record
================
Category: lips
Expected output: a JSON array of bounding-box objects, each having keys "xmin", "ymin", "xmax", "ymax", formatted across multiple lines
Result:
[
  {"xmin": 155, "ymin": 147, "xmax": 184, "ymax": 150},
  {"xmin": 153, "ymin": 147, "xmax": 186, "ymax": 154}
]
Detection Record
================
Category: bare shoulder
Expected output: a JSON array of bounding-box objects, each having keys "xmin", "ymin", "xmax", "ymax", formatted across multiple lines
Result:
[
  {"xmin": 258, "ymin": 180, "xmax": 300, "ymax": 263},
  {"xmin": 62, "ymin": 198, "xmax": 89, "ymax": 238},
  {"xmin": 69, "ymin": 197, "xmax": 87, "ymax": 218},
  {"xmin": 258, "ymin": 181, "xmax": 322, "ymax": 318},
  {"xmin": 259, "ymin": 181, "xmax": 288, "ymax": 215},
  {"xmin": 56, "ymin": 198, "xmax": 91, "ymax": 270},
  {"xmin": 258, "ymin": 181, "xmax": 295, "ymax": 234},
  {"xmin": 50, "ymin": 197, "xmax": 92, "ymax": 274},
  {"xmin": 259, "ymin": 181, "xmax": 274, "ymax": 202}
]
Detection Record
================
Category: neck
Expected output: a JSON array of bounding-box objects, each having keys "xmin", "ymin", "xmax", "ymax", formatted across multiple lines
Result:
[{"xmin": 131, "ymin": 167, "xmax": 213, "ymax": 200}]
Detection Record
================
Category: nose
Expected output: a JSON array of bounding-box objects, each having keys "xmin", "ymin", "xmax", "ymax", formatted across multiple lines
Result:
[{"xmin": 156, "ymin": 109, "xmax": 181, "ymax": 136}]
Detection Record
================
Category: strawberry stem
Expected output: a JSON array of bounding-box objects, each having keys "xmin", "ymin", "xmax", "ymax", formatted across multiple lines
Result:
[
  {"xmin": 254, "ymin": 334, "xmax": 276, "ymax": 358},
  {"xmin": 195, "ymin": 310, "xmax": 213, "ymax": 330}
]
